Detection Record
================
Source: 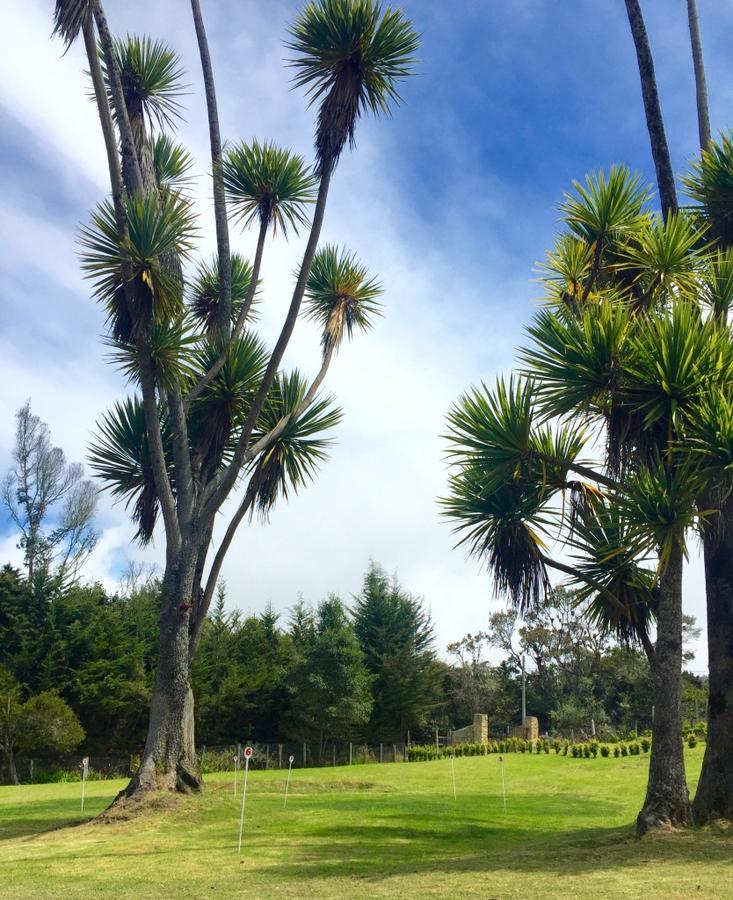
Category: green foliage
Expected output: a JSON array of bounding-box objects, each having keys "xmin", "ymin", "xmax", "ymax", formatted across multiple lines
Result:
[
  {"xmin": 353, "ymin": 563, "xmax": 441, "ymax": 743},
  {"xmin": 287, "ymin": 0, "xmax": 419, "ymax": 172},
  {"xmin": 222, "ymin": 140, "xmax": 317, "ymax": 235},
  {"xmin": 303, "ymin": 245, "xmax": 383, "ymax": 352},
  {"xmin": 151, "ymin": 134, "xmax": 194, "ymax": 194},
  {"xmin": 683, "ymin": 131, "xmax": 733, "ymax": 245},
  {"xmin": 17, "ymin": 693, "xmax": 84, "ymax": 755},
  {"xmin": 188, "ymin": 254, "xmax": 259, "ymax": 337},
  {"xmin": 285, "ymin": 596, "xmax": 373, "ymax": 745},
  {"xmin": 106, "ymin": 35, "xmax": 187, "ymax": 131}
]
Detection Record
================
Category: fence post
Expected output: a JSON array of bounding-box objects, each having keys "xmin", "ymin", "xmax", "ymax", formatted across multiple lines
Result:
[
  {"xmin": 29, "ymin": 759, "xmax": 34, "ymax": 781},
  {"xmin": 393, "ymin": 744, "xmax": 397, "ymax": 763},
  {"xmin": 278, "ymin": 744, "xmax": 283, "ymax": 768},
  {"xmin": 435, "ymin": 728, "xmax": 439, "ymax": 752},
  {"xmin": 266, "ymin": 743, "xmax": 270, "ymax": 769},
  {"xmin": 303, "ymin": 742, "xmax": 306, "ymax": 768},
  {"xmin": 379, "ymin": 743, "xmax": 383, "ymax": 763},
  {"xmin": 349, "ymin": 742, "xmax": 353, "ymax": 765},
  {"xmin": 332, "ymin": 744, "xmax": 336, "ymax": 767}
]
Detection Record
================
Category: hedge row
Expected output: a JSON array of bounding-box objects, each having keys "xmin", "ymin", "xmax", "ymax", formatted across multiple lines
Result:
[{"xmin": 406, "ymin": 732, "xmax": 708, "ymax": 762}]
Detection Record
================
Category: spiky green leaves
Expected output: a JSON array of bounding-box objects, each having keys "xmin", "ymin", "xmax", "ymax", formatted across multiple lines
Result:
[
  {"xmin": 617, "ymin": 213, "xmax": 706, "ymax": 308},
  {"xmin": 80, "ymin": 192, "xmax": 197, "ymax": 339},
  {"xmin": 152, "ymin": 134, "xmax": 194, "ymax": 193},
  {"xmin": 189, "ymin": 254, "xmax": 259, "ymax": 337},
  {"xmin": 104, "ymin": 35, "xmax": 186, "ymax": 131},
  {"xmin": 222, "ymin": 140, "xmax": 317, "ymax": 236},
  {"xmin": 287, "ymin": 0, "xmax": 419, "ymax": 173},
  {"xmin": 52, "ymin": 0, "xmax": 94, "ymax": 49},
  {"xmin": 88, "ymin": 397, "xmax": 172, "ymax": 544},
  {"xmin": 683, "ymin": 132, "xmax": 733, "ymax": 246},
  {"xmin": 303, "ymin": 245, "xmax": 382, "ymax": 353},
  {"xmin": 247, "ymin": 371, "xmax": 343, "ymax": 517},
  {"xmin": 560, "ymin": 167, "xmax": 650, "ymax": 247}
]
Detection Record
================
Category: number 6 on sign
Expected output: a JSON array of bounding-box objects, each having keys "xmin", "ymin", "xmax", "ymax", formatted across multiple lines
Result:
[{"xmin": 237, "ymin": 746, "xmax": 254, "ymax": 856}]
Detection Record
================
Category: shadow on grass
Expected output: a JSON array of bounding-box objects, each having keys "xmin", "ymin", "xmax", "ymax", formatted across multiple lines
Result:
[{"xmin": 0, "ymin": 798, "xmax": 106, "ymax": 842}]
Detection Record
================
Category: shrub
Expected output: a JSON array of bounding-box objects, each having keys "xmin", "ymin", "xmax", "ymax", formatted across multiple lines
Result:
[
  {"xmin": 640, "ymin": 737, "xmax": 651, "ymax": 753},
  {"xmin": 600, "ymin": 745, "xmax": 610, "ymax": 758},
  {"xmin": 613, "ymin": 746, "xmax": 620, "ymax": 758},
  {"xmin": 620, "ymin": 744, "xmax": 628, "ymax": 757},
  {"xmin": 687, "ymin": 734, "xmax": 698, "ymax": 748}
]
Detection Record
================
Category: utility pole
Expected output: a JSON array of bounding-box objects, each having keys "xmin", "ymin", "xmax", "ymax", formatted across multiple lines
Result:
[{"xmin": 521, "ymin": 655, "xmax": 527, "ymax": 724}]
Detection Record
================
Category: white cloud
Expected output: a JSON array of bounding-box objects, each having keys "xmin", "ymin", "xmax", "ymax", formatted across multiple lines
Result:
[{"xmin": 0, "ymin": 0, "xmax": 723, "ymax": 670}]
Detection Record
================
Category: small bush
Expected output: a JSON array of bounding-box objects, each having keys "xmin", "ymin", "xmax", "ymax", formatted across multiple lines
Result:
[
  {"xmin": 600, "ymin": 745, "xmax": 610, "ymax": 758},
  {"xmin": 613, "ymin": 745, "xmax": 620, "ymax": 758},
  {"xmin": 640, "ymin": 737, "xmax": 651, "ymax": 753},
  {"xmin": 687, "ymin": 734, "xmax": 698, "ymax": 748},
  {"xmin": 620, "ymin": 744, "xmax": 628, "ymax": 757}
]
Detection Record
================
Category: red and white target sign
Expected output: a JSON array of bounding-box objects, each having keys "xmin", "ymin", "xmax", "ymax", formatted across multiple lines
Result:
[{"xmin": 244, "ymin": 746, "xmax": 253, "ymax": 759}]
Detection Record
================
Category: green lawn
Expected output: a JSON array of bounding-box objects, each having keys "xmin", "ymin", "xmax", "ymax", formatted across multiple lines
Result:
[{"xmin": 1, "ymin": 746, "xmax": 731, "ymax": 899}]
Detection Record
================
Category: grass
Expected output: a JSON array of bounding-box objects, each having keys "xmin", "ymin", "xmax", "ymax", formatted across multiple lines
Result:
[{"xmin": 1, "ymin": 746, "xmax": 731, "ymax": 898}]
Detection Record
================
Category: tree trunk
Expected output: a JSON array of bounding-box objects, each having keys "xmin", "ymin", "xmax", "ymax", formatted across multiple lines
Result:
[
  {"xmin": 119, "ymin": 555, "xmax": 203, "ymax": 798},
  {"xmin": 624, "ymin": 0, "xmax": 678, "ymax": 222},
  {"xmin": 5, "ymin": 748, "xmax": 20, "ymax": 786},
  {"xmin": 687, "ymin": 0, "xmax": 712, "ymax": 150},
  {"xmin": 636, "ymin": 542, "xmax": 692, "ymax": 834},
  {"xmin": 693, "ymin": 516, "xmax": 733, "ymax": 823}
]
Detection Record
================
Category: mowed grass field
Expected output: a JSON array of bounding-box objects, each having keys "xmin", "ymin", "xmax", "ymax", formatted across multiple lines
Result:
[{"xmin": 1, "ymin": 746, "xmax": 731, "ymax": 899}]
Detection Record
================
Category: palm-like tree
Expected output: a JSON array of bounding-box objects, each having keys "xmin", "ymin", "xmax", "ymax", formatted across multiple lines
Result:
[
  {"xmin": 444, "ymin": 159, "xmax": 733, "ymax": 833},
  {"xmin": 304, "ymin": 244, "xmax": 383, "ymax": 354},
  {"xmin": 50, "ymin": 0, "xmax": 419, "ymax": 802},
  {"xmin": 287, "ymin": 0, "xmax": 419, "ymax": 176}
]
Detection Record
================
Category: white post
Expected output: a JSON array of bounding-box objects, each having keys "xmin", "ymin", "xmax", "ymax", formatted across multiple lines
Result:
[
  {"xmin": 233, "ymin": 755, "xmax": 239, "ymax": 796},
  {"xmin": 499, "ymin": 755, "xmax": 507, "ymax": 811},
  {"xmin": 237, "ymin": 748, "xmax": 253, "ymax": 856},
  {"xmin": 450, "ymin": 754, "xmax": 457, "ymax": 801},
  {"xmin": 349, "ymin": 742, "xmax": 353, "ymax": 766},
  {"xmin": 380, "ymin": 743, "xmax": 383, "ymax": 763},
  {"xmin": 80, "ymin": 757, "xmax": 89, "ymax": 812},
  {"xmin": 284, "ymin": 755, "xmax": 294, "ymax": 808}
]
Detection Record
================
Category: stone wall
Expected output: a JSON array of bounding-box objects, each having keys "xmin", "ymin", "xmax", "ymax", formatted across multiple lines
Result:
[{"xmin": 449, "ymin": 713, "xmax": 488, "ymax": 745}]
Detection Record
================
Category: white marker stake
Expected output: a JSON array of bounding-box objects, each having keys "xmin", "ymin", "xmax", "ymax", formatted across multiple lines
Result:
[
  {"xmin": 233, "ymin": 755, "xmax": 239, "ymax": 797},
  {"xmin": 283, "ymin": 755, "xmax": 294, "ymax": 808},
  {"xmin": 450, "ymin": 754, "xmax": 457, "ymax": 801},
  {"xmin": 80, "ymin": 757, "xmax": 89, "ymax": 812},
  {"xmin": 237, "ymin": 746, "xmax": 253, "ymax": 856},
  {"xmin": 499, "ymin": 755, "xmax": 507, "ymax": 811}
]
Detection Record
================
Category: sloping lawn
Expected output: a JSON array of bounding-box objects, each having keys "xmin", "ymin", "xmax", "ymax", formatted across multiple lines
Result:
[{"xmin": 1, "ymin": 746, "xmax": 731, "ymax": 898}]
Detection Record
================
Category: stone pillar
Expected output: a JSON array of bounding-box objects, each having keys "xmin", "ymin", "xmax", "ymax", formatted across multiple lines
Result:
[{"xmin": 473, "ymin": 713, "xmax": 489, "ymax": 744}]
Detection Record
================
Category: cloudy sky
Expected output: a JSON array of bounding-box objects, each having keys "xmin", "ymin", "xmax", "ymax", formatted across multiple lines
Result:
[{"xmin": 1, "ymin": 0, "xmax": 731, "ymax": 668}]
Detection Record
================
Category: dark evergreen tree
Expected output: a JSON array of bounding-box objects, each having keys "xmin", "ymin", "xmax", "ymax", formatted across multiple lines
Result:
[{"xmin": 353, "ymin": 563, "xmax": 442, "ymax": 742}]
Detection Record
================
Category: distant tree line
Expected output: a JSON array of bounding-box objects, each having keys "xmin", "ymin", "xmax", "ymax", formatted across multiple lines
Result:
[{"xmin": 0, "ymin": 555, "xmax": 706, "ymax": 783}]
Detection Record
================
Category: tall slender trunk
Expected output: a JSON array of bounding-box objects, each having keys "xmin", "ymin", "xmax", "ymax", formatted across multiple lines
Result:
[
  {"xmin": 687, "ymin": 0, "xmax": 712, "ymax": 150},
  {"xmin": 4, "ymin": 748, "xmax": 20, "ymax": 786},
  {"xmin": 636, "ymin": 542, "xmax": 692, "ymax": 835},
  {"xmin": 190, "ymin": 0, "xmax": 231, "ymax": 334},
  {"xmin": 694, "ymin": 510, "xmax": 733, "ymax": 823},
  {"xmin": 624, "ymin": 0, "xmax": 678, "ymax": 222}
]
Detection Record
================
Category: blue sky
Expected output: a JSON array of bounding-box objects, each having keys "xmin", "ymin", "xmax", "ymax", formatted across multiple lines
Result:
[{"xmin": 0, "ymin": 0, "xmax": 731, "ymax": 668}]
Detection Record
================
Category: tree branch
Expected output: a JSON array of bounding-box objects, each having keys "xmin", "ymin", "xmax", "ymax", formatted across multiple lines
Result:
[
  {"xmin": 190, "ymin": 0, "xmax": 231, "ymax": 334},
  {"xmin": 184, "ymin": 219, "xmax": 267, "ymax": 407},
  {"xmin": 203, "ymin": 167, "xmax": 334, "ymax": 517}
]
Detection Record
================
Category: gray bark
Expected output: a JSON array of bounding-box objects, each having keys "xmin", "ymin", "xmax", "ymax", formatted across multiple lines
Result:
[
  {"xmin": 694, "ymin": 511, "xmax": 733, "ymax": 823},
  {"xmin": 687, "ymin": 0, "xmax": 712, "ymax": 150},
  {"xmin": 624, "ymin": 0, "xmax": 678, "ymax": 222},
  {"xmin": 636, "ymin": 542, "xmax": 692, "ymax": 834}
]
